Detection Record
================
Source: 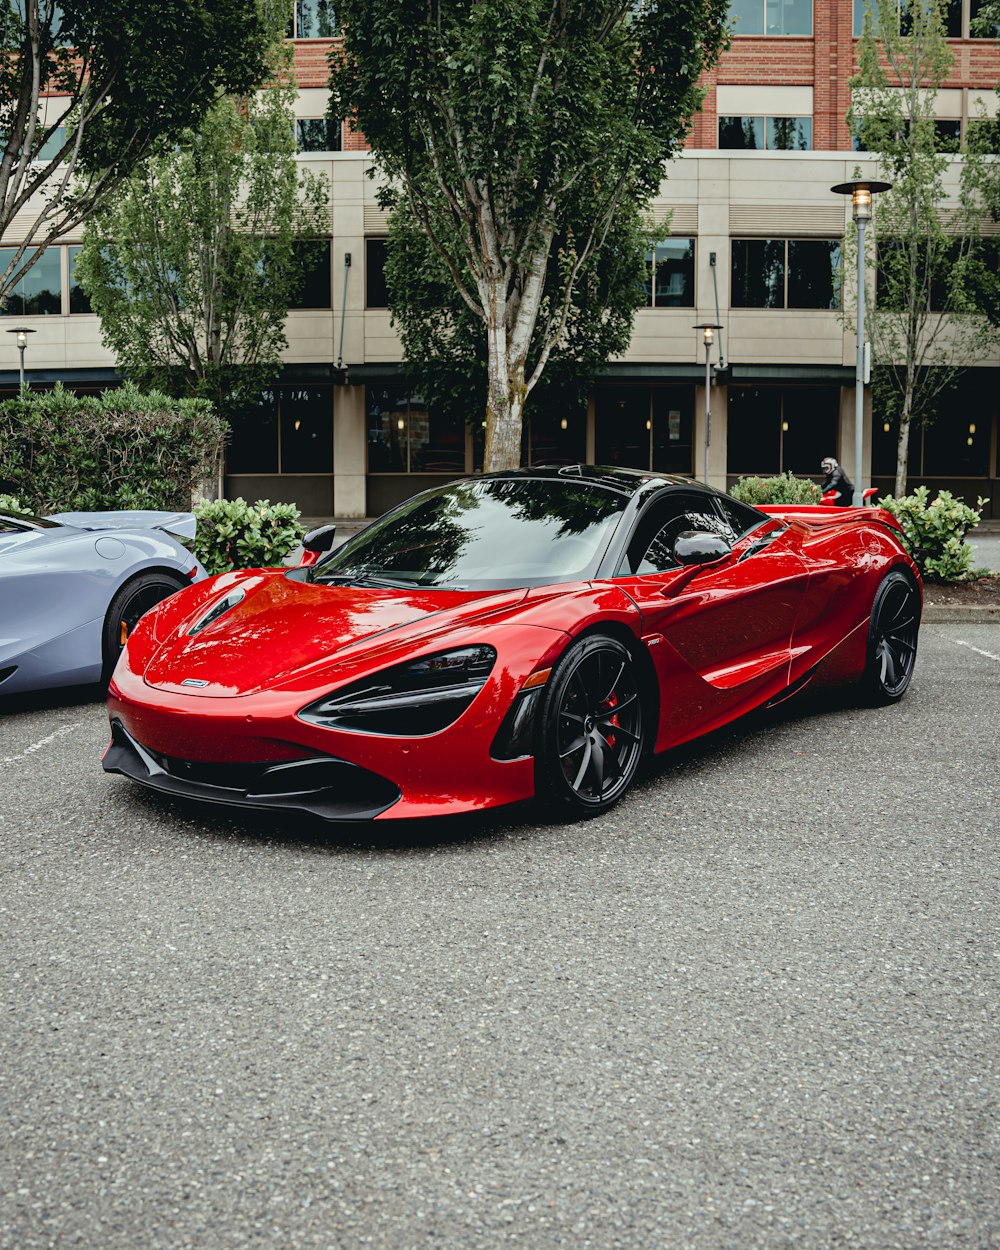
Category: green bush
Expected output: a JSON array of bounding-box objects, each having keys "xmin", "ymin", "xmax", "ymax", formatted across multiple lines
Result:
[
  {"xmin": 730, "ymin": 472, "xmax": 823, "ymax": 506},
  {"xmin": 192, "ymin": 497, "xmax": 305, "ymax": 574},
  {"xmin": 0, "ymin": 382, "xmax": 225, "ymax": 513},
  {"xmin": 878, "ymin": 487, "xmax": 986, "ymax": 583},
  {"xmin": 0, "ymin": 493, "xmax": 26, "ymax": 513}
]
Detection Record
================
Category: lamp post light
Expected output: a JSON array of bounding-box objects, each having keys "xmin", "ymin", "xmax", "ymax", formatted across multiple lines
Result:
[
  {"xmin": 693, "ymin": 322, "xmax": 722, "ymax": 484},
  {"xmin": 6, "ymin": 326, "xmax": 36, "ymax": 392},
  {"xmin": 831, "ymin": 178, "xmax": 891, "ymax": 506}
]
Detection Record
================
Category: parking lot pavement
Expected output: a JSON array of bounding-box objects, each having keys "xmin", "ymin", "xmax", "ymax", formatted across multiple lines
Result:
[{"xmin": 1, "ymin": 624, "xmax": 998, "ymax": 1250}]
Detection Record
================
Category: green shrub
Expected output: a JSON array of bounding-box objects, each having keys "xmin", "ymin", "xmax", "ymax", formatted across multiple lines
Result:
[
  {"xmin": 192, "ymin": 497, "xmax": 305, "ymax": 574},
  {"xmin": 878, "ymin": 487, "xmax": 986, "ymax": 583},
  {"xmin": 730, "ymin": 472, "xmax": 823, "ymax": 506},
  {"xmin": 0, "ymin": 382, "xmax": 225, "ymax": 513},
  {"xmin": 0, "ymin": 493, "xmax": 26, "ymax": 513}
]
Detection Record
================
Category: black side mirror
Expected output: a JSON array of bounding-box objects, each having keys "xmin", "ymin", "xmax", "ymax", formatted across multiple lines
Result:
[
  {"xmin": 672, "ymin": 529, "xmax": 731, "ymax": 566},
  {"xmin": 302, "ymin": 524, "xmax": 338, "ymax": 555}
]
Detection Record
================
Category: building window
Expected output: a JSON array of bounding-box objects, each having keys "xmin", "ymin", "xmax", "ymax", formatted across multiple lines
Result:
[
  {"xmin": 855, "ymin": 0, "xmax": 970, "ymax": 37},
  {"xmin": 366, "ymin": 385, "xmax": 466, "ymax": 474},
  {"xmin": 594, "ymin": 386, "xmax": 695, "ymax": 475},
  {"xmin": 68, "ymin": 245, "xmax": 91, "ymax": 313},
  {"xmin": 727, "ymin": 386, "xmax": 839, "ymax": 477},
  {"xmin": 718, "ymin": 116, "xmax": 812, "ymax": 150},
  {"xmin": 731, "ymin": 238, "xmax": 841, "ymax": 310},
  {"xmin": 296, "ymin": 117, "xmax": 342, "ymax": 152},
  {"xmin": 365, "ymin": 238, "xmax": 389, "ymax": 308},
  {"xmin": 287, "ymin": 240, "xmax": 331, "ymax": 309},
  {"xmin": 226, "ymin": 386, "xmax": 333, "ymax": 475},
  {"xmin": 872, "ymin": 376, "xmax": 991, "ymax": 479},
  {"xmin": 972, "ymin": 0, "xmax": 1000, "ymax": 36},
  {"xmin": 729, "ymin": 0, "xmax": 812, "ymax": 36},
  {"xmin": 645, "ymin": 239, "xmax": 695, "ymax": 307},
  {"xmin": 852, "ymin": 117, "xmax": 962, "ymax": 152},
  {"xmin": 0, "ymin": 246, "xmax": 61, "ymax": 316},
  {"xmin": 292, "ymin": 0, "xmax": 339, "ymax": 38}
]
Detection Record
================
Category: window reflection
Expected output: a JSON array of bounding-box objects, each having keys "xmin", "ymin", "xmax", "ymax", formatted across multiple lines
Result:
[
  {"xmin": 645, "ymin": 239, "xmax": 695, "ymax": 307},
  {"xmin": 294, "ymin": 0, "xmax": 339, "ymax": 37},
  {"xmin": 731, "ymin": 238, "xmax": 840, "ymax": 310},
  {"xmin": 595, "ymin": 386, "xmax": 694, "ymax": 474},
  {"xmin": 366, "ymin": 385, "xmax": 465, "ymax": 474},
  {"xmin": 0, "ymin": 246, "xmax": 61, "ymax": 315}
]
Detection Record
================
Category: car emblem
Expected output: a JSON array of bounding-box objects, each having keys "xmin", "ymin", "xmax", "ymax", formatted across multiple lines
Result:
[{"xmin": 181, "ymin": 678, "xmax": 209, "ymax": 687}]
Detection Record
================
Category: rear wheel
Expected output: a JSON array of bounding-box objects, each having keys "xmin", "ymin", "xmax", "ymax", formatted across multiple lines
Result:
[
  {"xmin": 535, "ymin": 634, "xmax": 645, "ymax": 817},
  {"xmin": 102, "ymin": 571, "xmax": 187, "ymax": 684},
  {"xmin": 862, "ymin": 570, "xmax": 920, "ymax": 704}
]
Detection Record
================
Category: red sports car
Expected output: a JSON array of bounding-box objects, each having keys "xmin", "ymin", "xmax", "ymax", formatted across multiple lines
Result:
[{"xmin": 103, "ymin": 468, "xmax": 922, "ymax": 822}]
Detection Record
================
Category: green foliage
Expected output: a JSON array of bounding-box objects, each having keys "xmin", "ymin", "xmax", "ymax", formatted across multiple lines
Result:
[
  {"xmin": 0, "ymin": 0, "xmax": 279, "ymax": 304},
  {"xmin": 192, "ymin": 497, "xmax": 305, "ymax": 574},
  {"xmin": 878, "ymin": 486, "xmax": 986, "ymax": 581},
  {"xmin": 730, "ymin": 473, "xmax": 823, "ymax": 506},
  {"xmin": 330, "ymin": 0, "xmax": 728, "ymax": 470},
  {"xmin": 76, "ymin": 51, "xmax": 330, "ymax": 423},
  {"xmin": 847, "ymin": 0, "xmax": 994, "ymax": 496},
  {"xmin": 0, "ymin": 383, "xmax": 225, "ymax": 513},
  {"xmin": 0, "ymin": 493, "xmax": 26, "ymax": 513}
]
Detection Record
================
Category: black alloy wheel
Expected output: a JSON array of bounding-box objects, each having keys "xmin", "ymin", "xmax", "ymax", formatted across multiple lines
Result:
[
  {"xmin": 102, "ymin": 571, "xmax": 188, "ymax": 684},
  {"xmin": 863, "ymin": 569, "xmax": 921, "ymax": 704},
  {"xmin": 536, "ymin": 633, "xmax": 646, "ymax": 817}
]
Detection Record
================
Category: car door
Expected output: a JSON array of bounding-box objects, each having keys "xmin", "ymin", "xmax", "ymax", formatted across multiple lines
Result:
[{"xmin": 615, "ymin": 491, "xmax": 811, "ymax": 748}]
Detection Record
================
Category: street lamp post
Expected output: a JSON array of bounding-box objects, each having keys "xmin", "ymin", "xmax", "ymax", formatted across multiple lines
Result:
[
  {"xmin": 693, "ymin": 322, "xmax": 722, "ymax": 484},
  {"xmin": 831, "ymin": 179, "xmax": 891, "ymax": 506},
  {"xmin": 6, "ymin": 326, "xmax": 36, "ymax": 392}
]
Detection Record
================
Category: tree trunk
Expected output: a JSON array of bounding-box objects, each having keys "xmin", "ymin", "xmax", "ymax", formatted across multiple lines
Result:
[
  {"xmin": 482, "ymin": 289, "xmax": 528, "ymax": 473},
  {"xmin": 894, "ymin": 378, "xmax": 916, "ymax": 498}
]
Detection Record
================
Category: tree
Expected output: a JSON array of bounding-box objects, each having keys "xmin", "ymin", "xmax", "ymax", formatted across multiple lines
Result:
[
  {"xmin": 0, "ymin": 0, "xmax": 277, "ymax": 304},
  {"xmin": 848, "ymin": 0, "xmax": 994, "ymax": 496},
  {"xmin": 329, "ymin": 0, "xmax": 728, "ymax": 471},
  {"xmin": 74, "ymin": 55, "xmax": 330, "ymax": 421}
]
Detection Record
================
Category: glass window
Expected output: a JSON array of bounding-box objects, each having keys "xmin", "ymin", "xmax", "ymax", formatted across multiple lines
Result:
[
  {"xmin": 296, "ymin": 118, "xmax": 341, "ymax": 152},
  {"xmin": 595, "ymin": 386, "xmax": 694, "ymax": 474},
  {"xmin": 624, "ymin": 493, "xmax": 731, "ymax": 576},
  {"xmin": 527, "ymin": 406, "xmax": 586, "ymax": 467},
  {"xmin": 365, "ymin": 238, "xmax": 389, "ymax": 308},
  {"xmin": 645, "ymin": 238, "xmax": 695, "ymax": 308},
  {"xmin": 972, "ymin": 0, "xmax": 1000, "ymax": 36},
  {"xmin": 279, "ymin": 386, "xmax": 332, "ymax": 473},
  {"xmin": 227, "ymin": 390, "xmax": 279, "ymax": 474},
  {"xmin": 787, "ymin": 240, "xmax": 841, "ymax": 310},
  {"xmin": 294, "ymin": 0, "xmax": 339, "ymax": 37},
  {"xmin": 719, "ymin": 117, "xmax": 811, "ymax": 150},
  {"xmin": 68, "ymin": 245, "xmax": 90, "ymax": 314},
  {"xmin": 719, "ymin": 116, "xmax": 764, "ymax": 149},
  {"xmin": 0, "ymin": 246, "xmax": 61, "ymax": 316},
  {"xmin": 35, "ymin": 125, "xmax": 66, "ymax": 161},
  {"xmin": 767, "ymin": 116, "xmax": 811, "ymax": 150},
  {"xmin": 287, "ymin": 240, "xmax": 331, "ymax": 310},
  {"xmin": 727, "ymin": 386, "xmax": 839, "ymax": 476},
  {"xmin": 366, "ymin": 385, "xmax": 464, "ymax": 474},
  {"xmin": 732, "ymin": 239, "xmax": 840, "ymax": 310},
  {"xmin": 731, "ymin": 239, "xmax": 785, "ymax": 308},
  {"xmin": 729, "ymin": 0, "xmax": 811, "ymax": 34}
]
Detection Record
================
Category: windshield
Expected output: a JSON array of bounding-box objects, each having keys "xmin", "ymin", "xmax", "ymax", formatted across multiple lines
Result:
[
  {"xmin": 0, "ymin": 510, "xmax": 59, "ymax": 533},
  {"xmin": 310, "ymin": 477, "xmax": 628, "ymax": 590}
]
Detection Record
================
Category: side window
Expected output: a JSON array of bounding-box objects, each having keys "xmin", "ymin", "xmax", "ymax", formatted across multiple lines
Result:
[
  {"xmin": 623, "ymin": 493, "xmax": 730, "ymax": 576},
  {"xmin": 714, "ymin": 493, "xmax": 768, "ymax": 540}
]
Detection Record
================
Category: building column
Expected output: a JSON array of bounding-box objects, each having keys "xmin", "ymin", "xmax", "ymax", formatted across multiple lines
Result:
[
  {"xmin": 696, "ymin": 380, "xmax": 727, "ymax": 490},
  {"xmin": 333, "ymin": 383, "xmax": 368, "ymax": 518},
  {"xmin": 838, "ymin": 384, "xmax": 872, "ymax": 490}
]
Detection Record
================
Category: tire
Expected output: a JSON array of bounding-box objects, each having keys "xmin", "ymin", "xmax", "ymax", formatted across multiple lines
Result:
[
  {"xmin": 862, "ymin": 569, "xmax": 921, "ymax": 705},
  {"xmin": 102, "ymin": 571, "xmax": 187, "ymax": 684},
  {"xmin": 535, "ymin": 633, "xmax": 646, "ymax": 818}
]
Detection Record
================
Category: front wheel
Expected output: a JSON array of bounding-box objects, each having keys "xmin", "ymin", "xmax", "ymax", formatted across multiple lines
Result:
[
  {"xmin": 862, "ymin": 570, "xmax": 921, "ymax": 704},
  {"xmin": 102, "ymin": 571, "xmax": 187, "ymax": 684},
  {"xmin": 535, "ymin": 634, "xmax": 646, "ymax": 818}
]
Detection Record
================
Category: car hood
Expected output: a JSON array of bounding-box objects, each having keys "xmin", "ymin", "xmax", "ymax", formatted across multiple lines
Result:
[{"xmin": 141, "ymin": 572, "xmax": 531, "ymax": 697}]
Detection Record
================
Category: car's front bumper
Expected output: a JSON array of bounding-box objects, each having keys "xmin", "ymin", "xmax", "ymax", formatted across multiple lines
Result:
[{"xmin": 103, "ymin": 719, "xmax": 403, "ymax": 821}]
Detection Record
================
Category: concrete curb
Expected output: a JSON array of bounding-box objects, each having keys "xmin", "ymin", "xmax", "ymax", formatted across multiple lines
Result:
[{"xmin": 923, "ymin": 605, "xmax": 1000, "ymax": 624}]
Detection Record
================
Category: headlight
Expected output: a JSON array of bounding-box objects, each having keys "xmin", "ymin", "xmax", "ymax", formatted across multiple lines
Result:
[{"xmin": 298, "ymin": 645, "xmax": 497, "ymax": 736}]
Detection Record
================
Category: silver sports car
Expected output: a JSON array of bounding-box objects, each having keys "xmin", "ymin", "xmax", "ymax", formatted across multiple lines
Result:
[{"xmin": 0, "ymin": 507, "xmax": 205, "ymax": 695}]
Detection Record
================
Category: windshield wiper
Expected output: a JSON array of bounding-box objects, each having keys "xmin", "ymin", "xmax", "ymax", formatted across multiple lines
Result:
[{"xmin": 313, "ymin": 570, "xmax": 419, "ymax": 589}]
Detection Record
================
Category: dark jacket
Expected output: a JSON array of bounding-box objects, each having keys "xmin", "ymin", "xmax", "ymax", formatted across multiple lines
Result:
[{"xmin": 822, "ymin": 465, "xmax": 854, "ymax": 506}]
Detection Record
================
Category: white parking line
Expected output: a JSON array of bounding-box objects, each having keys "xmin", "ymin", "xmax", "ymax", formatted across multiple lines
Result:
[
  {"xmin": 1, "ymin": 721, "xmax": 85, "ymax": 766},
  {"xmin": 952, "ymin": 639, "xmax": 1000, "ymax": 663}
]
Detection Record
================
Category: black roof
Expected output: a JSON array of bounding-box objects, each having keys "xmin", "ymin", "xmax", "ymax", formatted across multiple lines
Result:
[{"xmin": 481, "ymin": 465, "xmax": 698, "ymax": 497}]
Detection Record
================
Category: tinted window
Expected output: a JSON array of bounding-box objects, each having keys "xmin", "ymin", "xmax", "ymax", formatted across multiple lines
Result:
[
  {"xmin": 313, "ymin": 478, "xmax": 627, "ymax": 589},
  {"xmin": 622, "ymin": 493, "xmax": 738, "ymax": 576}
]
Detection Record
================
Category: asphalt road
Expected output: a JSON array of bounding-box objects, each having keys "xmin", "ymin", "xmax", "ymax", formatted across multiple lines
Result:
[{"xmin": 1, "ymin": 624, "xmax": 998, "ymax": 1250}]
